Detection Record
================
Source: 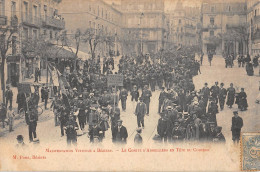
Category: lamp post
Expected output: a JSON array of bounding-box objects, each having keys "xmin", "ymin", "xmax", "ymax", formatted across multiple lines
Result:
[{"xmin": 140, "ymin": 12, "xmax": 144, "ymax": 55}]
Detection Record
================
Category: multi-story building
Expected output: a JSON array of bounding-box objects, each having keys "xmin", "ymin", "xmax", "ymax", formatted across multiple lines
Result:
[
  {"xmin": 0, "ymin": 0, "xmax": 65, "ymax": 88},
  {"xmin": 201, "ymin": 0, "xmax": 247, "ymax": 56},
  {"xmin": 166, "ymin": 0, "xmax": 200, "ymax": 48},
  {"xmin": 120, "ymin": 0, "xmax": 167, "ymax": 55},
  {"xmin": 61, "ymin": 0, "xmax": 123, "ymax": 57},
  {"xmin": 247, "ymin": 0, "xmax": 260, "ymax": 56}
]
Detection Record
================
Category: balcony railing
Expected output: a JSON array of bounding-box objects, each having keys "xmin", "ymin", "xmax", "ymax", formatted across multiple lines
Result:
[
  {"xmin": 42, "ymin": 16, "xmax": 65, "ymax": 30},
  {"xmin": 22, "ymin": 12, "xmax": 41, "ymax": 27},
  {"xmin": 0, "ymin": 15, "xmax": 7, "ymax": 25}
]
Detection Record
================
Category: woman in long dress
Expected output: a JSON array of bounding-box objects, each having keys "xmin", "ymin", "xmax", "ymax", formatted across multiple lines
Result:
[{"xmin": 226, "ymin": 83, "xmax": 236, "ymax": 108}]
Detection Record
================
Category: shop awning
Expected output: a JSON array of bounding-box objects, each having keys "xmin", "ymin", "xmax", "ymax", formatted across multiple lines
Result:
[{"xmin": 56, "ymin": 46, "xmax": 91, "ymax": 61}]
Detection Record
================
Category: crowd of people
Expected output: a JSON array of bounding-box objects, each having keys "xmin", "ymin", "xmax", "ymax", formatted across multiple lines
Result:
[{"xmin": 0, "ymin": 46, "xmax": 249, "ymax": 147}]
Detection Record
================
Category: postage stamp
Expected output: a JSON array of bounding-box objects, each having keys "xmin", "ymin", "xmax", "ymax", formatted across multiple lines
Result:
[{"xmin": 241, "ymin": 133, "xmax": 260, "ymax": 171}]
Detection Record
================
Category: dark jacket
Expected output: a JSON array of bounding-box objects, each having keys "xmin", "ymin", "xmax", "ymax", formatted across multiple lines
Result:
[
  {"xmin": 112, "ymin": 125, "xmax": 128, "ymax": 143},
  {"xmin": 231, "ymin": 116, "xmax": 243, "ymax": 130}
]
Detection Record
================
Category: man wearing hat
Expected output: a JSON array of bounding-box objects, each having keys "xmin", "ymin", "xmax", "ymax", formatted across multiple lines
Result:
[
  {"xmin": 89, "ymin": 120, "xmax": 102, "ymax": 143},
  {"xmin": 172, "ymin": 121, "xmax": 185, "ymax": 142},
  {"xmin": 141, "ymin": 85, "xmax": 152, "ymax": 115},
  {"xmin": 119, "ymin": 87, "xmax": 128, "ymax": 111},
  {"xmin": 25, "ymin": 107, "xmax": 38, "ymax": 142},
  {"xmin": 16, "ymin": 135, "xmax": 27, "ymax": 148},
  {"xmin": 213, "ymin": 126, "xmax": 226, "ymax": 143},
  {"xmin": 64, "ymin": 115, "xmax": 79, "ymax": 146},
  {"xmin": 134, "ymin": 128, "xmax": 143, "ymax": 145},
  {"xmin": 158, "ymin": 87, "xmax": 167, "ymax": 113},
  {"xmin": 218, "ymin": 83, "xmax": 227, "ymax": 110},
  {"xmin": 157, "ymin": 113, "xmax": 172, "ymax": 143},
  {"xmin": 231, "ymin": 111, "xmax": 243, "ymax": 144},
  {"xmin": 210, "ymin": 82, "xmax": 220, "ymax": 104},
  {"xmin": 112, "ymin": 119, "xmax": 128, "ymax": 144},
  {"xmin": 5, "ymin": 86, "xmax": 13, "ymax": 109},
  {"xmin": 135, "ymin": 97, "xmax": 147, "ymax": 128},
  {"xmin": 201, "ymin": 83, "xmax": 210, "ymax": 107},
  {"xmin": 208, "ymin": 122, "xmax": 217, "ymax": 141}
]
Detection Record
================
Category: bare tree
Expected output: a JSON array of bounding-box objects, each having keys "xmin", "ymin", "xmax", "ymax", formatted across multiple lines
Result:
[{"xmin": 82, "ymin": 28, "xmax": 110, "ymax": 60}]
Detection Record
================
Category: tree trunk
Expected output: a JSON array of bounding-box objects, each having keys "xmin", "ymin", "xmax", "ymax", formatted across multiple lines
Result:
[{"xmin": 1, "ymin": 54, "xmax": 6, "ymax": 104}]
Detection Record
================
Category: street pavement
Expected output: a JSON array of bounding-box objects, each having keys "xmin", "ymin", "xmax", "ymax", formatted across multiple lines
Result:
[{"xmin": 0, "ymin": 56, "xmax": 259, "ymax": 171}]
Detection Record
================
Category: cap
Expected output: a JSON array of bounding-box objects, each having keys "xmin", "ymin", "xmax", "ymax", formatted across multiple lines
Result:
[
  {"xmin": 233, "ymin": 111, "xmax": 238, "ymax": 114},
  {"xmin": 73, "ymin": 88, "xmax": 77, "ymax": 91}
]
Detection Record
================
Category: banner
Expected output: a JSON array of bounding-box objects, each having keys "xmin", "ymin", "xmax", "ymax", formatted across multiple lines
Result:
[{"xmin": 107, "ymin": 74, "xmax": 123, "ymax": 87}]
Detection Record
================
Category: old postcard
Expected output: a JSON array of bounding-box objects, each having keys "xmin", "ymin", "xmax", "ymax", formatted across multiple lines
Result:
[{"xmin": 0, "ymin": 0, "xmax": 260, "ymax": 171}]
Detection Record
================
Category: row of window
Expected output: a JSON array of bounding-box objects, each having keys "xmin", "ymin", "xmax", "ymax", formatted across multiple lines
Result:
[
  {"xmin": 88, "ymin": 3, "xmax": 114, "ymax": 22},
  {"xmin": 88, "ymin": 20, "xmax": 117, "ymax": 35},
  {"xmin": 23, "ymin": 27, "xmax": 58, "ymax": 41},
  {"xmin": 0, "ymin": 0, "xmax": 60, "ymax": 20}
]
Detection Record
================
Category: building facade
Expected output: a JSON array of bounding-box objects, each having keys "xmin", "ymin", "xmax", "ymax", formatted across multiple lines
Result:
[
  {"xmin": 166, "ymin": 0, "xmax": 200, "ymax": 48},
  {"xmin": 247, "ymin": 0, "xmax": 260, "ymax": 56},
  {"xmin": 120, "ymin": 0, "xmax": 167, "ymax": 55},
  {"xmin": 61, "ymin": 0, "xmax": 123, "ymax": 57},
  {"xmin": 201, "ymin": 0, "xmax": 247, "ymax": 56},
  {"xmin": 0, "ymin": 0, "xmax": 65, "ymax": 89}
]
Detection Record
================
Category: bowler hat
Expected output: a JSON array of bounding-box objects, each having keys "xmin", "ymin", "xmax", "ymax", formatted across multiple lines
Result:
[
  {"xmin": 233, "ymin": 111, "xmax": 238, "ymax": 114},
  {"xmin": 136, "ymin": 127, "xmax": 142, "ymax": 133},
  {"xmin": 117, "ymin": 119, "xmax": 123, "ymax": 123},
  {"xmin": 16, "ymin": 135, "xmax": 24, "ymax": 141}
]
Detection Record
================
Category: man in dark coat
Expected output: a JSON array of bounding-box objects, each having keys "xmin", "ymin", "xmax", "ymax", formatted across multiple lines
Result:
[
  {"xmin": 16, "ymin": 92, "xmax": 27, "ymax": 112},
  {"xmin": 0, "ymin": 103, "xmax": 7, "ymax": 128},
  {"xmin": 64, "ymin": 115, "xmax": 79, "ymax": 146},
  {"xmin": 208, "ymin": 97, "xmax": 219, "ymax": 125},
  {"xmin": 119, "ymin": 88, "xmax": 128, "ymax": 111},
  {"xmin": 210, "ymin": 82, "xmax": 220, "ymax": 104},
  {"xmin": 131, "ymin": 85, "xmax": 139, "ymax": 102},
  {"xmin": 141, "ymin": 85, "xmax": 152, "ymax": 115},
  {"xmin": 59, "ymin": 106, "xmax": 69, "ymax": 137},
  {"xmin": 5, "ymin": 86, "xmax": 13, "ymax": 109},
  {"xmin": 201, "ymin": 83, "xmax": 210, "ymax": 107},
  {"xmin": 158, "ymin": 87, "xmax": 167, "ymax": 113},
  {"xmin": 89, "ymin": 120, "xmax": 102, "ymax": 143},
  {"xmin": 112, "ymin": 119, "xmax": 128, "ymax": 144},
  {"xmin": 231, "ymin": 111, "xmax": 243, "ymax": 144},
  {"xmin": 238, "ymin": 88, "xmax": 248, "ymax": 111},
  {"xmin": 25, "ymin": 108, "xmax": 38, "ymax": 142},
  {"xmin": 213, "ymin": 126, "xmax": 226, "ymax": 143},
  {"xmin": 135, "ymin": 98, "xmax": 147, "ymax": 128},
  {"xmin": 218, "ymin": 83, "xmax": 227, "ymax": 110},
  {"xmin": 157, "ymin": 113, "xmax": 172, "ymax": 143}
]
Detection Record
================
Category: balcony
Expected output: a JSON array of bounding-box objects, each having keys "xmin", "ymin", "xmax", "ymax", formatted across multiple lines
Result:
[
  {"xmin": 226, "ymin": 23, "xmax": 242, "ymax": 29},
  {"xmin": 21, "ymin": 12, "xmax": 42, "ymax": 28},
  {"xmin": 0, "ymin": 15, "xmax": 7, "ymax": 25},
  {"xmin": 42, "ymin": 16, "xmax": 65, "ymax": 30}
]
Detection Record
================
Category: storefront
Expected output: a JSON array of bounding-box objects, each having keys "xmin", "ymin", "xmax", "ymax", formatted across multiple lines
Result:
[{"xmin": 6, "ymin": 55, "xmax": 20, "ymax": 87}]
